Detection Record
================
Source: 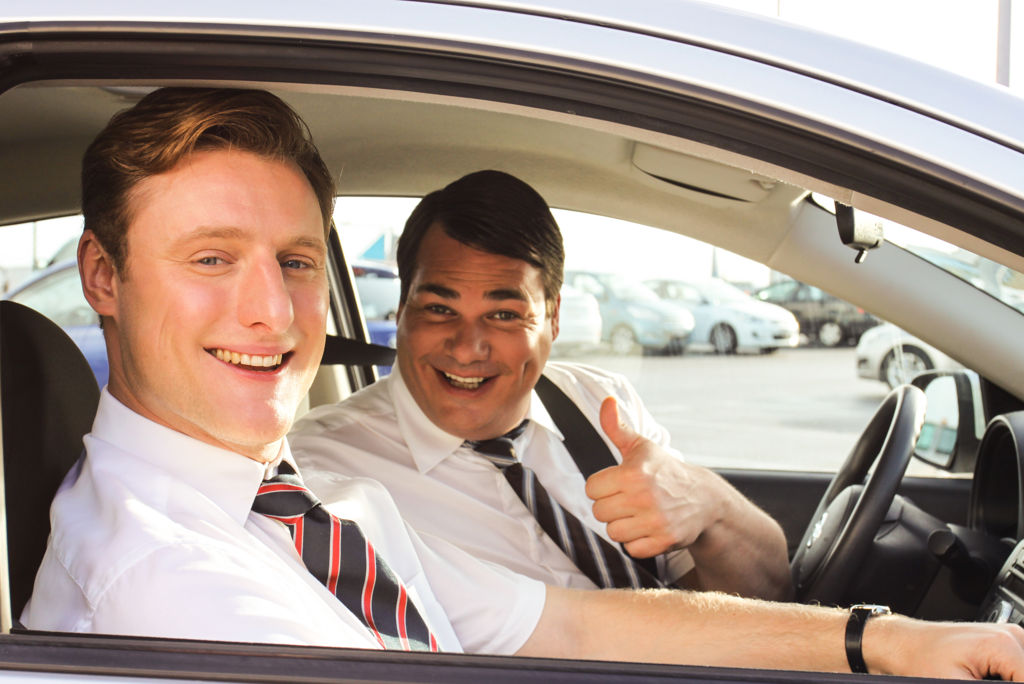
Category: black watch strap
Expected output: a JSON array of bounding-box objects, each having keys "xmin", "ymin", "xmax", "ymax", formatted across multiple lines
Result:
[{"xmin": 845, "ymin": 604, "xmax": 891, "ymax": 674}]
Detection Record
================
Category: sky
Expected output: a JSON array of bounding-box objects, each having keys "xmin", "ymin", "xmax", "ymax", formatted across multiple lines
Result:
[
  {"xmin": 2, "ymin": 1, "xmax": 1020, "ymax": 290},
  {"xmin": 716, "ymin": 0, "xmax": 1021, "ymax": 92}
]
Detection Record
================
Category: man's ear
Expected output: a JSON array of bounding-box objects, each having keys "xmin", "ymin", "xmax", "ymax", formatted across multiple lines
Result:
[
  {"xmin": 78, "ymin": 230, "xmax": 119, "ymax": 317},
  {"xmin": 549, "ymin": 293, "xmax": 561, "ymax": 342}
]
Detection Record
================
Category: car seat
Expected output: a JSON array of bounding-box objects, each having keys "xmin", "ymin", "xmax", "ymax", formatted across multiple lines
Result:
[{"xmin": 0, "ymin": 300, "xmax": 99, "ymax": 628}]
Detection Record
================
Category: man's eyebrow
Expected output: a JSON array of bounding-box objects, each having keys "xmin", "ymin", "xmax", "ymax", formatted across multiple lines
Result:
[
  {"xmin": 484, "ymin": 288, "xmax": 528, "ymax": 303},
  {"xmin": 171, "ymin": 227, "xmax": 326, "ymax": 253},
  {"xmin": 172, "ymin": 226, "xmax": 246, "ymax": 245},
  {"xmin": 416, "ymin": 283, "xmax": 459, "ymax": 299},
  {"xmin": 290, "ymin": 236, "xmax": 328, "ymax": 254},
  {"xmin": 415, "ymin": 283, "xmax": 529, "ymax": 303}
]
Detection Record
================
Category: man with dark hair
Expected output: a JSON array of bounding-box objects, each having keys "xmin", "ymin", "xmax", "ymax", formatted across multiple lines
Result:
[
  {"xmin": 292, "ymin": 169, "xmax": 791, "ymax": 599},
  {"xmin": 24, "ymin": 90, "xmax": 1024, "ymax": 678}
]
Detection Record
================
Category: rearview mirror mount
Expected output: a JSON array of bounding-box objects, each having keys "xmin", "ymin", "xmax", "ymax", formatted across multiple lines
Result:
[{"xmin": 835, "ymin": 201, "xmax": 883, "ymax": 264}]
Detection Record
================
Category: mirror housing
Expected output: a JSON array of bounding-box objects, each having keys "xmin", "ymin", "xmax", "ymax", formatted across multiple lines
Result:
[
  {"xmin": 835, "ymin": 201, "xmax": 883, "ymax": 264},
  {"xmin": 910, "ymin": 370, "xmax": 982, "ymax": 472}
]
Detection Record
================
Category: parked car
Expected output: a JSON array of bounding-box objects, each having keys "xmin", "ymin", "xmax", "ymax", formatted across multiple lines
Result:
[
  {"xmin": 564, "ymin": 271, "xmax": 695, "ymax": 354},
  {"xmin": 1, "ymin": 260, "xmax": 108, "ymax": 386},
  {"xmin": 856, "ymin": 323, "xmax": 962, "ymax": 389},
  {"xmin": 551, "ymin": 283, "xmax": 602, "ymax": 354},
  {"xmin": 755, "ymin": 280, "xmax": 880, "ymax": 347},
  {"xmin": 645, "ymin": 277, "xmax": 799, "ymax": 354},
  {"xmin": 3, "ymin": 1, "xmax": 1024, "ymax": 682},
  {"xmin": 349, "ymin": 260, "xmax": 399, "ymax": 375}
]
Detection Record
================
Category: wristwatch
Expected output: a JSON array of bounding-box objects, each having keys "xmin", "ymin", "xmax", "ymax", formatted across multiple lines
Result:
[{"xmin": 845, "ymin": 604, "xmax": 891, "ymax": 674}]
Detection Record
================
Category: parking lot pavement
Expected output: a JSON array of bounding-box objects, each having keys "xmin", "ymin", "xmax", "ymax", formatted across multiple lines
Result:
[{"xmin": 576, "ymin": 347, "xmax": 904, "ymax": 473}]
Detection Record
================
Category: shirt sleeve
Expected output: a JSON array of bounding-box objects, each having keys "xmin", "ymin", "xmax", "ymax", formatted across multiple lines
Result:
[
  {"xmin": 411, "ymin": 528, "xmax": 546, "ymax": 655},
  {"xmin": 87, "ymin": 540, "xmax": 382, "ymax": 648}
]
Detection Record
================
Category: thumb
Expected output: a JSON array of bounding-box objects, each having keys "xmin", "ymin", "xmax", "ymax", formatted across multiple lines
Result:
[{"xmin": 599, "ymin": 396, "xmax": 642, "ymax": 458}]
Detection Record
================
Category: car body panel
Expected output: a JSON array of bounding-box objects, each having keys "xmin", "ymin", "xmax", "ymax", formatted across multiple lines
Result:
[{"xmin": 2, "ymin": 1, "xmax": 1024, "ymax": 682}]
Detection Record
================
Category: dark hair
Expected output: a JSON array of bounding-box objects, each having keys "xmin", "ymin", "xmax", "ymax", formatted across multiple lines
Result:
[
  {"xmin": 82, "ymin": 87, "xmax": 335, "ymax": 276},
  {"xmin": 397, "ymin": 170, "xmax": 564, "ymax": 314}
]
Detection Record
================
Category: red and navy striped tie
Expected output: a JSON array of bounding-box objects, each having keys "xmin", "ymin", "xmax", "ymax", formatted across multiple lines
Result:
[{"xmin": 253, "ymin": 462, "xmax": 439, "ymax": 651}]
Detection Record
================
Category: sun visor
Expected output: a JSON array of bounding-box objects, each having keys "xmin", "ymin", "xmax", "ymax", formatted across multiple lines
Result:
[{"xmin": 631, "ymin": 142, "xmax": 776, "ymax": 204}]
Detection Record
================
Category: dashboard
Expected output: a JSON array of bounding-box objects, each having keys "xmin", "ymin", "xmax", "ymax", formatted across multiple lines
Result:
[{"xmin": 971, "ymin": 411, "xmax": 1024, "ymax": 624}]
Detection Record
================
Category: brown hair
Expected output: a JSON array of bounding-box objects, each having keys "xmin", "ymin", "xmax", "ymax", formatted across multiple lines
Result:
[
  {"xmin": 82, "ymin": 87, "xmax": 335, "ymax": 276},
  {"xmin": 397, "ymin": 170, "xmax": 564, "ymax": 315}
]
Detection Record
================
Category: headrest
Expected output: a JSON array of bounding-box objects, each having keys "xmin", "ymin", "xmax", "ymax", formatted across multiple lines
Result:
[{"xmin": 0, "ymin": 300, "xmax": 99, "ymax": 617}]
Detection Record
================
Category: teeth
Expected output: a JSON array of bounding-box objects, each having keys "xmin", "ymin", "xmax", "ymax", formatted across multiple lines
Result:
[
  {"xmin": 443, "ymin": 371, "xmax": 485, "ymax": 389},
  {"xmin": 212, "ymin": 349, "xmax": 283, "ymax": 368}
]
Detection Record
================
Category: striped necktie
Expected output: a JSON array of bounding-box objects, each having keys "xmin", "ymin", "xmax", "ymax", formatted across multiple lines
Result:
[
  {"xmin": 252, "ymin": 462, "xmax": 439, "ymax": 651},
  {"xmin": 465, "ymin": 421, "xmax": 663, "ymax": 590}
]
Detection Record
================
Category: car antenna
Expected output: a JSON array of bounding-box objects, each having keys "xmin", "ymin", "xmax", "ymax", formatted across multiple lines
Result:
[{"xmin": 835, "ymin": 201, "xmax": 883, "ymax": 264}]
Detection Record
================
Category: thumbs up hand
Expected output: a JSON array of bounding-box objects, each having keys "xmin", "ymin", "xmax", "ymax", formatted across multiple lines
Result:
[{"xmin": 584, "ymin": 396, "xmax": 726, "ymax": 559}]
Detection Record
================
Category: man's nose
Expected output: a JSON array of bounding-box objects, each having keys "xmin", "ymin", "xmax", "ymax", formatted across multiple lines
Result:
[
  {"xmin": 446, "ymin": 319, "xmax": 489, "ymax": 362},
  {"xmin": 237, "ymin": 258, "xmax": 293, "ymax": 331}
]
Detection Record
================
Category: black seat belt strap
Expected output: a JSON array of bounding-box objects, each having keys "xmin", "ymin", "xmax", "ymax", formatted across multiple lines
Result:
[
  {"xmin": 534, "ymin": 374, "xmax": 617, "ymax": 479},
  {"xmin": 534, "ymin": 373, "xmax": 661, "ymax": 579}
]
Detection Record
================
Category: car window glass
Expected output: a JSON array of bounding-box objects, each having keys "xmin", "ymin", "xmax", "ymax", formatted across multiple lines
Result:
[
  {"xmin": 8, "ymin": 265, "xmax": 95, "ymax": 328},
  {"xmin": 0, "ymin": 217, "xmax": 113, "ymax": 384},
  {"xmin": 3, "ymin": 202, "xmax": 982, "ymax": 479},
  {"xmin": 334, "ymin": 197, "xmax": 974, "ymax": 477},
  {"xmin": 810, "ymin": 193, "xmax": 1024, "ymax": 312},
  {"xmin": 756, "ymin": 281, "xmax": 796, "ymax": 302}
]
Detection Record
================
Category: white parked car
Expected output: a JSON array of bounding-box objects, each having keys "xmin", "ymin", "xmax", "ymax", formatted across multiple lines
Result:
[
  {"xmin": 551, "ymin": 283, "xmax": 602, "ymax": 354},
  {"xmin": 856, "ymin": 323, "xmax": 962, "ymax": 388},
  {"xmin": 646, "ymin": 278, "xmax": 799, "ymax": 354}
]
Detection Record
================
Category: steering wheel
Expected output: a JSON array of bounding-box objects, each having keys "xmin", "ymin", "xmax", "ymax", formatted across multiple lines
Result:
[{"xmin": 791, "ymin": 384, "xmax": 926, "ymax": 605}]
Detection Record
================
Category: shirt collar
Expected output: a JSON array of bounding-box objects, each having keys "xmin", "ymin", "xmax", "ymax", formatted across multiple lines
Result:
[
  {"xmin": 90, "ymin": 388, "xmax": 292, "ymax": 525},
  {"xmin": 388, "ymin": 364, "xmax": 563, "ymax": 474}
]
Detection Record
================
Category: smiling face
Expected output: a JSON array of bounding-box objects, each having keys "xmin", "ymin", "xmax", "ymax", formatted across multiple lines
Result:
[
  {"xmin": 396, "ymin": 224, "xmax": 559, "ymax": 441},
  {"xmin": 82, "ymin": 148, "xmax": 328, "ymax": 462}
]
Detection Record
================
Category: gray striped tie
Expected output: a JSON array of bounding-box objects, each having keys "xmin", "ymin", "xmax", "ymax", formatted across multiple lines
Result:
[{"xmin": 465, "ymin": 421, "xmax": 663, "ymax": 590}]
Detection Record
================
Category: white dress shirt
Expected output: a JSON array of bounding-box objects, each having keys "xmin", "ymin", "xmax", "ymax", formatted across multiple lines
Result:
[
  {"xmin": 22, "ymin": 390, "xmax": 544, "ymax": 655},
  {"xmin": 291, "ymin": 362, "xmax": 694, "ymax": 589}
]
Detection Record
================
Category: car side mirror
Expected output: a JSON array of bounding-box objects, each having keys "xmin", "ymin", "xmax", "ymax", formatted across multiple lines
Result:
[{"xmin": 910, "ymin": 370, "xmax": 982, "ymax": 472}]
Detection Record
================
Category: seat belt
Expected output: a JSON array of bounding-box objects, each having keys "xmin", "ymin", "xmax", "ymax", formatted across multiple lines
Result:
[
  {"xmin": 321, "ymin": 334, "xmax": 396, "ymax": 367},
  {"xmin": 534, "ymin": 374, "xmax": 660, "ymax": 579}
]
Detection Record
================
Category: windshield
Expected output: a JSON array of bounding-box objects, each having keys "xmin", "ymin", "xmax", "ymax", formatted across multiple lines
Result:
[
  {"xmin": 896, "ymin": 244, "xmax": 1024, "ymax": 311},
  {"xmin": 607, "ymin": 275, "xmax": 660, "ymax": 303},
  {"xmin": 810, "ymin": 193, "xmax": 1024, "ymax": 312},
  {"xmin": 698, "ymin": 279, "xmax": 749, "ymax": 304}
]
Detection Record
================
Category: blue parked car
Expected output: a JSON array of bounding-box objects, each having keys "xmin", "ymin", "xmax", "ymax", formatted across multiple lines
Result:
[{"xmin": 350, "ymin": 260, "xmax": 399, "ymax": 374}]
